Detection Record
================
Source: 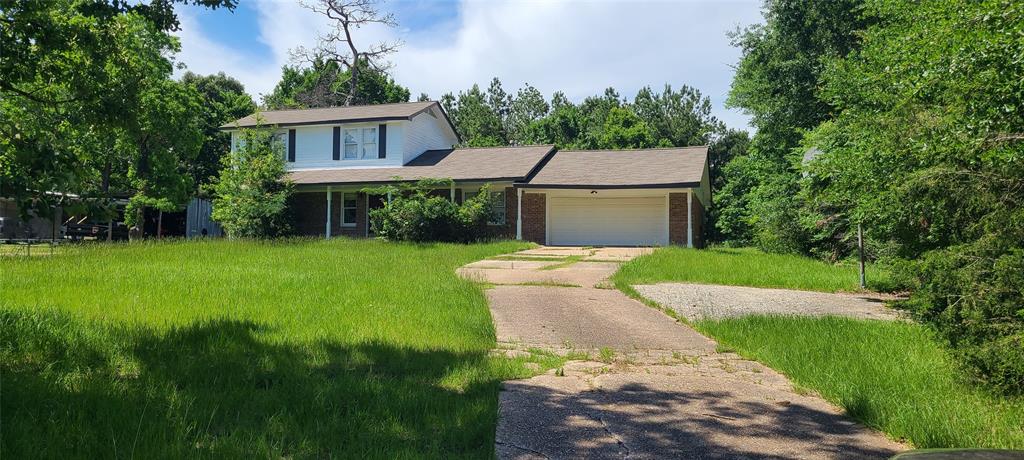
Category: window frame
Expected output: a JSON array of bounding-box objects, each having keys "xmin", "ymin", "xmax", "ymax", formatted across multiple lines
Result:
[
  {"xmin": 342, "ymin": 127, "xmax": 377, "ymax": 160},
  {"xmin": 270, "ymin": 132, "xmax": 288, "ymax": 161},
  {"xmin": 342, "ymin": 192, "xmax": 358, "ymax": 227},
  {"xmin": 488, "ymin": 191, "xmax": 506, "ymax": 226}
]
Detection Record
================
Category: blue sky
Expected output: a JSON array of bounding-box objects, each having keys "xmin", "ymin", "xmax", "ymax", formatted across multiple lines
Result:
[{"xmin": 175, "ymin": 0, "xmax": 764, "ymax": 130}]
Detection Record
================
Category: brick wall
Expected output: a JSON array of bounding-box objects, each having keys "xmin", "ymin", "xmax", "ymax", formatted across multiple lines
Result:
[
  {"xmin": 330, "ymin": 191, "xmax": 368, "ymax": 238},
  {"xmin": 521, "ymin": 192, "xmax": 546, "ymax": 244},
  {"xmin": 691, "ymin": 195, "xmax": 705, "ymax": 248},
  {"xmin": 668, "ymin": 192, "xmax": 687, "ymax": 246},
  {"xmin": 669, "ymin": 192, "xmax": 705, "ymax": 247},
  {"xmin": 290, "ymin": 192, "xmax": 327, "ymax": 236},
  {"xmin": 289, "ymin": 191, "xmax": 368, "ymax": 237}
]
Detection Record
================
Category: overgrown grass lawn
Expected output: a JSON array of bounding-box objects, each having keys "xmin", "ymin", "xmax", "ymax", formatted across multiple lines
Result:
[
  {"xmin": 614, "ymin": 247, "xmax": 894, "ymax": 292},
  {"xmin": 0, "ymin": 238, "xmax": 553, "ymax": 458},
  {"xmin": 698, "ymin": 316, "xmax": 1024, "ymax": 449}
]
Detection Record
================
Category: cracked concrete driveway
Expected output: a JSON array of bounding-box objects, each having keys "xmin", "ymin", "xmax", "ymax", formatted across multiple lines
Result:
[{"xmin": 459, "ymin": 246, "xmax": 905, "ymax": 459}]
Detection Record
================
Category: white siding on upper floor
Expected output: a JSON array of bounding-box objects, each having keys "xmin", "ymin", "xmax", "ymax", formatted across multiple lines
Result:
[
  {"xmin": 403, "ymin": 107, "xmax": 459, "ymax": 164},
  {"xmin": 228, "ymin": 107, "xmax": 456, "ymax": 170},
  {"xmin": 290, "ymin": 122, "xmax": 405, "ymax": 170}
]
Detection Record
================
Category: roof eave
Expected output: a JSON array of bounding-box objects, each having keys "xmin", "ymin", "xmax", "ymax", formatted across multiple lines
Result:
[{"xmin": 516, "ymin": 182, "xmax": 702, "ymax": 189}]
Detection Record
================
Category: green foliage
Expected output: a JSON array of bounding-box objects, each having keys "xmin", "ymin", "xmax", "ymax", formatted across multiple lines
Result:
[
  {"xmin": 181, "ymin": 71, "xmax": 257, "ymax": 193},
  {"xmin": 441, "ymin": 84, "xmax": 508, "ymax": 147},
  {"xmin": 803, "ymin": 0, "xmax": 1024, "ymax": 392},
  {"xmin": 698, "ymin": 316, "xmax": 1024, "ymax": 448},
  {"xmin": 366, "ymin": 180, "xmax": 495, "ymax": 243},
  {"xmin": 443, "ymin": 80, "xmax": 729, "ymax": 152},
  {"xmin": 900, "ymin": 239, "xmax": 1024, "ymax": 395},
  {"xmin": 262, "ymin": 59, "xmax": 410, "ymax": 110},
  {"xmin": 0, "ymin": 0, "xmax": 232, "ymax": 232},
  {"xmin": 598, "ymin": 107, "xmax": 657, "ymax": 149},
  {"xmin": 717, "ymin": 0, "xmax": 871, "ymax": 249},
  {"xmin": 210, "ymin": 127, "xmax": 294, "ymax": 238},
  {"xmin": 0, "ymin": 239, "xmax": 556, "ymax": 458}
]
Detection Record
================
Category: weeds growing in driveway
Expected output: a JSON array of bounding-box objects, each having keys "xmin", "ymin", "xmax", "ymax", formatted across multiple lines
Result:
[
  {"xmin": 614, "ymin": 246, "xmax": 895, "ymax": 293},
  {"xmin": 697, "ymin": 316, "xmax": 1024, "ymax": 449},
  {"xmin": 0, "ymin": 238, "xmax": 565, "ymax": 458}
]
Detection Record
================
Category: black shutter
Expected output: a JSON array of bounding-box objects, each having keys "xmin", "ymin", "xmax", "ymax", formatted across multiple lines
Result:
[
  {"xmin": 332, "ymin": 127, "xmax": 340, "ymax": 160},
  {"xmin": 287, "ymin": 129, "xmax": 296, "ymax": 162},
  {"xmin": 378, "ymin": 124, "xmax": 387, "ymax": 159}
]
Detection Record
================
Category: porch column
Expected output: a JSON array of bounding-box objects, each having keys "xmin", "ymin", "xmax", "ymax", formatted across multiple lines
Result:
[
  {"xmin": 516, "ymin": 188, "xmax": 523, "ymax": 240},
  {"xmin": 686, "ymin": 190, "xmax": 693, "ymax": 248},
  {"xmin": 450, "ymin": 183, "xmax": 456, "ymax": 202},
  {"xmin": 325, "ymin": 186, "xmax": 332, "ymax": 239}
]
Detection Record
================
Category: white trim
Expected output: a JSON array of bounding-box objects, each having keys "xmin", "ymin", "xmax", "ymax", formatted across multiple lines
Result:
[
  {"xmin": 487, "ymin": 190, "xmax": 507, "ymax": 226},
  {"xmin": 342, "ymin": 125, "xmax": 378, "ymax": 160},
  {"xmin": 325, "ymin": 186, "xmax": 332, "ymax": 239},
  {"xmin": 664, "ymin": 192, "xmax": 670, "ymax": 246},
  {"xmin": 544, "ymin": 193, "xmax": 550, "ymax": 245},
  {"xmin": 686, "ymin": 190, "xmax": 693, "ymax": 248},
  {"xmin": 516, "ymin": 188, "xmax": 523, "ymax": 240}
]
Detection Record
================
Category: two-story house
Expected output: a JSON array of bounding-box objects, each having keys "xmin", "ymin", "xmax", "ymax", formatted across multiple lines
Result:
[{"xmin": 222, "ymin": 101, "xmax": 710, "ymax": 247}]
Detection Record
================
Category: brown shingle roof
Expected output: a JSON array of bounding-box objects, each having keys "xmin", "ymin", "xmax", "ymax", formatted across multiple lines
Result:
[
  {"xmin": 222, "ymin": 101, "xmax": 441, "ymax": 128},
  {"xmin": 286, "ymin": 145, "xmax": 556, "ymax": 185},
  {"xmin": 523, "ymin": 147, "xmax": 708, "ymax": 188}
]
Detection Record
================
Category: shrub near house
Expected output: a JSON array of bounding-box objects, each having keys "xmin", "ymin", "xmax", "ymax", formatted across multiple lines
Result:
[{"xmin": 366, "ymin": 179, "xmax": 495, "ymax": 243}]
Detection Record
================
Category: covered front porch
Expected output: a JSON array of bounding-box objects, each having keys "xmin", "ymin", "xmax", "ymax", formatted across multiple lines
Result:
[{"xmin": 287, "ymin": 181, "xmax": 519, "ymax": 239}]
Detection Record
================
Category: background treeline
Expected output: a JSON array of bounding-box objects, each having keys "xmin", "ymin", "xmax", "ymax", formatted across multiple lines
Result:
[{"xmin": 721, "ymin": 0, "xmax": 1023, "ymax": 394}]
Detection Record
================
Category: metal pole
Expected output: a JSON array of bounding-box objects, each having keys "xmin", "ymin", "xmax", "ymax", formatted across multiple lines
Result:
[{"xmin": 857, "ymin": 223, "xmax": 866, "ymax": 289}]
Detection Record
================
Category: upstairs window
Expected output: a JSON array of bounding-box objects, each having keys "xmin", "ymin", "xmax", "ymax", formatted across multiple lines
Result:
[
  {"xmin": 271, "ymin": 132, "xmax": 288, "ymax": 161},
  {"xmin": 343, "ymin": 127, "xmax": 377, "ymax": 160}
]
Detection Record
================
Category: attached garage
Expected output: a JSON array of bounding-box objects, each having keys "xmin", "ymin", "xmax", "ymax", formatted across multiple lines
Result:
[
  {"xmin": 517, "ymin": 147, "xmax": 711, "ymax": 248},
  {"xmin": 547, "ymin": 196, "xmax": 667, "ymax": 246}
]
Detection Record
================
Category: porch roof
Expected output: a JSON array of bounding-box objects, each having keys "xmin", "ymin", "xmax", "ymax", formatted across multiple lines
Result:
[{"xmin": 287, "ymin": 145, "xmax": 556, "ymax": 186}]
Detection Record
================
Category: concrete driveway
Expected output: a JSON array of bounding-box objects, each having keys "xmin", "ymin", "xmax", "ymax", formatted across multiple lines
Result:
[{"xmin": 459, "ymin": 246, "xmax": 905, "ymax": 459}]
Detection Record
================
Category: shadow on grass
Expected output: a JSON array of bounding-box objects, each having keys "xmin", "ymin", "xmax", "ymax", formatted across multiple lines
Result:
[
  {"xmin": 497, "ymin": 378, "xmax": 901, "ymax": 459},
  {"xmin": 1, "ymin": 310, "xmax": 503, "ymax": 459}
]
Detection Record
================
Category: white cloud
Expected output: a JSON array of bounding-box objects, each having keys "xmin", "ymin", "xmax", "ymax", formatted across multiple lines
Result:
[{"xmin": 175, "ymin": 0, "xmax": 763, "ymax": 130}]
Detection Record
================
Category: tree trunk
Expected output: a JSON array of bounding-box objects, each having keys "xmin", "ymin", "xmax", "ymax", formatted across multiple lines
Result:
[{"xmin": 129, "ymin": 206, "xmax": 144, "ymax": 241}]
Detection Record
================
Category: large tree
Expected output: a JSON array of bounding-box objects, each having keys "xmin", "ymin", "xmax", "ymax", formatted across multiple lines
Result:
[
  {"xmin": 263, "ymin": 59, "xmax": 409, "ymax": 109},
  {"xmin": 804, "ymin": 0, "xmax": 1024, "ymax": 393},
  {"xmin": 441, "ymin": 84, "xmax": 507, "ymax": 147},
  {"xmin": 181, "ymin": 72, "xmax": 257, "ymax": 194},
  {"xmin": 291, "ymin": 0, "xmax": 402, "ymax": 106},
  {"xmin": 0, "ymin": 0, "xmax": 233, "ymax": 234},
  {"xmin": 718, "ymin": 0, "xmax": 872, "ymax": 251}
]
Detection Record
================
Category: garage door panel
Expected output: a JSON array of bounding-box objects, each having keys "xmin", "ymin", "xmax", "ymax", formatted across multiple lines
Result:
[{"xmin": 548, "ymin": 196, "xmax": 667, "ymax": 246}]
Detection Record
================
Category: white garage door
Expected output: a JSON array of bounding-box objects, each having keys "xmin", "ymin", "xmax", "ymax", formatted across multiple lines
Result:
[{"xmin": 548, "ymin": 196, "xmax": 667, "ymax": 246}]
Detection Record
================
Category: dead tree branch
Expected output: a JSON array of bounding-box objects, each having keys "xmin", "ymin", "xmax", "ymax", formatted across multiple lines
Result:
[{"xmin": 293, "ymin": 0, "xmax": 402, "ymax": 106}]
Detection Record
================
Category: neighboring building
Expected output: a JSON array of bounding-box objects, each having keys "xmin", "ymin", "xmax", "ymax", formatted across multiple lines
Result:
[
  {"xmin": 0, "ymin": 198, "xmax": 63, "ymax": 240},
  {"xmin": 222, "ymin": 101, "xmax": 710, "ymax": 247}
]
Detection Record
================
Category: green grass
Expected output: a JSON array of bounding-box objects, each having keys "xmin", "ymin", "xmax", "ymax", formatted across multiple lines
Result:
[
  {"xmin": 696, "ymin": 316, "xmax": 1024, "ymax": 449},
  {"xmin": 0, "ymin": 238, "xmax": 563, "ymax": 459},
  {"xmin": 614, "ymin": 246, "xmax": 895, "ymax": 293},
  {"xmin": 0, "ymin": 242, "xmax": 71, "ymax": 257}
]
